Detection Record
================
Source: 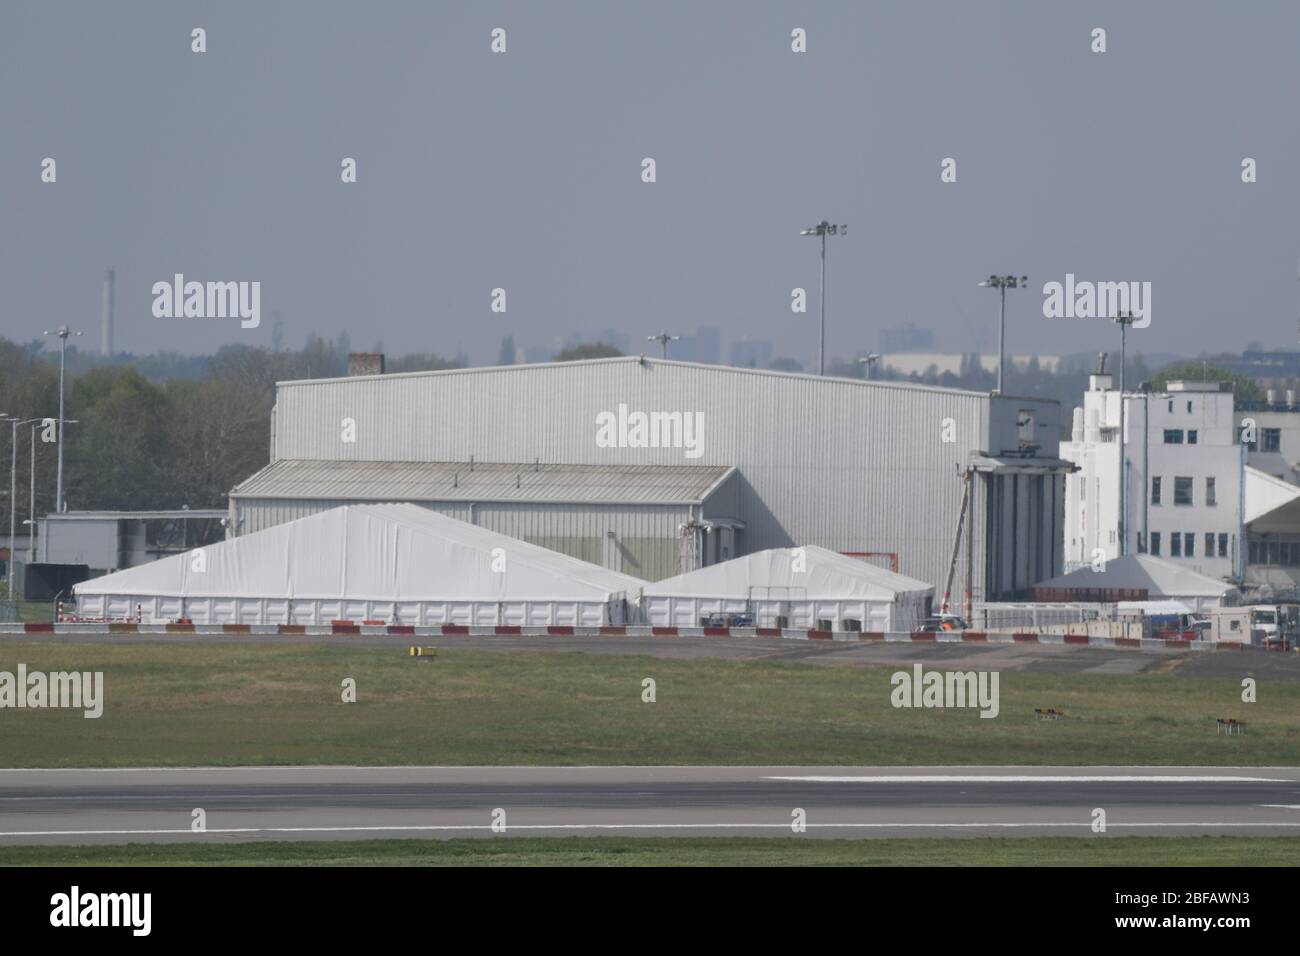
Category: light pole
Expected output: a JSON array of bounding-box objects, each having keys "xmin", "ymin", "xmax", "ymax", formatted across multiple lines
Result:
[
  {"xmin": 28, "ymin": 423, "xmax": 37, "ymax": 561},
  {"xmin": 5, "ymin": 417, "xmax": 43, "ymax": 599},
  {"xmin": 42, "ymin": 325, "xmax": 81, "ymax": 513},
  {"xmin": 858, "ymin": 353, "xmax": 881, "ymax": 380},
  {"xmin": 1114, "ymin": 311, "xmax": 1137, "ymax": 557},
  {"xmin": 801, "ymin": 220, "xmax": 847, "ymax": 376},
  {"xmin": 646, "ymin": 331, "xmax": 679, "ymax": 359},
  {"xmin": 977, "ymin": 274, "xmax": 1028, "ymax": 394}
]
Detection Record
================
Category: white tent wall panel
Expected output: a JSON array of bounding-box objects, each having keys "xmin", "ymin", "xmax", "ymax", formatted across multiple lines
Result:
[
  {"xmin": 74, "ymin": 593, "xmax": 619, "ymax": 626},
  {"xmin": 643, "ymin": 594, "xmax": 922, "ymax": 631}
]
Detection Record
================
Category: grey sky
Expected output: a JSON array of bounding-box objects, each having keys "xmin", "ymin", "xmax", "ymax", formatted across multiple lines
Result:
[{"xmin": 3, "ymin": 1, "xmax": 1298, "ymax": 366}]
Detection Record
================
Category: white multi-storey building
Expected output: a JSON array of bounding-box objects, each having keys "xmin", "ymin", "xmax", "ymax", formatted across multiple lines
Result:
[{"xmin": 1061, "ymin": 377, "xmax": 1242, "ymax": 583}]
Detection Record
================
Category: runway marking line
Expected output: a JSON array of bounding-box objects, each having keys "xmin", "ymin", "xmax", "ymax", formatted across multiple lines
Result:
[
  {"xmin": 764, "ymin": 775, "xmax": 1287, "ymax": 783},
  {"xmin": 6, "ymin": 822, "xmax": 1300, "ymax": 838}
]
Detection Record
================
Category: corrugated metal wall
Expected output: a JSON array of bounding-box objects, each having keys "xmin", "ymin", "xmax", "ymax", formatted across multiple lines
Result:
[{"xmin": 232, "ymin": 496, "xmax": 691, "ymax": 581}]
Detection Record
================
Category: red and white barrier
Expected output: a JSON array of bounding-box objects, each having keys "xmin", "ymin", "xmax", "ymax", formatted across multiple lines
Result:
[{"xmin": 0, "ymin": 620, "xmax": 1261, "ymax": 650}]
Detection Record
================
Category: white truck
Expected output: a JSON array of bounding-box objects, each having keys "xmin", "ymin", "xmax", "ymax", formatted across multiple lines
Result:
[
  {"xmin": 1244, "ymin": 604, "xmax": 1299, "ymax": 648},
  {"xmin": 1193, "ymin": 607, "xmax": 1251, "ymax": 644}
]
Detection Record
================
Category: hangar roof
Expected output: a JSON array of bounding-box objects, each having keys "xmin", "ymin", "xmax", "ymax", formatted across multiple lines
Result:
[
  {"xmin": 232, "ymin": 458, "xmax": 735, "ymax": 506},
  {"xmin": 276, "ymin": 356, "xmax": 1058, "ymax": 404}
]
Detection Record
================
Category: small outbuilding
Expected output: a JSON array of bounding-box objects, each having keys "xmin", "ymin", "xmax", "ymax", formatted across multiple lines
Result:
[
  {"xmin": 73, "ymin": 503, "xmax": 645, "ymax": 626},
  {"xmin": 641, "ymin": 546, "xmax": 934, "ymax": 631}
]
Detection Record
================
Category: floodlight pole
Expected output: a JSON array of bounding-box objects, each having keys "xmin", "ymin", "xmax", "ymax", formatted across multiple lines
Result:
[
  {"xmin": 1114, "ymin": 312, "xmax": 1136, "ymax": 557},
  {"xmin": 4, "ymin": 417, "xmax": 41, "ymax": 598},
  {"xmin": 28, "ymin": 424, "xmax": 36, "ymax": 561},
  {"xmin": 978, "ymin": 275, "xmax": 1027, "ymax": 395},
  {"xmin": 818, "ymin": 228, "xmax": 826, "ymax": 375},
  {"xmin": 43, "ymin": 325, "xmax": 81, "ymax": 514},
  {"xmin": 801, "ymin": 221, "xmax": 847, "ymax": 376}
]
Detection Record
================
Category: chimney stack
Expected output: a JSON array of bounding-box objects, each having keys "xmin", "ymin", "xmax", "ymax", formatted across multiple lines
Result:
[{"xmin": 100, "ymin": 267, "xmax": 115, "ymax": 356}]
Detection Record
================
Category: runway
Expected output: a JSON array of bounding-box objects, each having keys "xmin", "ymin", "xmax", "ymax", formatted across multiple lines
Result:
[{"xmin": 1, "ymin": 766, "xmax": 1299, "ymax": 845}]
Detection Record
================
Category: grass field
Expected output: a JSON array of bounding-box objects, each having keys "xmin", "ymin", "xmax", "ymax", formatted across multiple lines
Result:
[
  {"xmin": 0, "ymin": 642, "xmax": 1294, "ymax": 766},
  {"xmin": 1, "ymin": 836, "xmax": 1296, "ymax": 866}
]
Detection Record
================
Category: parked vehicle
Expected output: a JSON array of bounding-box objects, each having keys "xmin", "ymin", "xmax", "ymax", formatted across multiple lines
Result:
[
  {"xmin": 920, "ymin": 614, "xmax": 969, "ymax": 632},
  {"xmin": 1196, "ymin": 607, "xmax": 1252, "ymax": 644}
]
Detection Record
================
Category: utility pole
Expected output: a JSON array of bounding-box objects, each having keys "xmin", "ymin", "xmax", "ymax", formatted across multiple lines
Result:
[{"xmin": 800, "ymin": 220, "xmax": 847, "ymax": 375}]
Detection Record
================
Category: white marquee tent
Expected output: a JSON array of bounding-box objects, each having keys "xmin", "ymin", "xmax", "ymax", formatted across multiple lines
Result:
[
  {"xmin": 73, "ymin": 503, "xmax": 645, "ymax": 626},
  {"xmin": 1031, "ymin": 554, "xmax": 1238, "ymax": 611},
  {"xmin": 642, "ymin": 546, "xmax": 934, "ymax": 631}
]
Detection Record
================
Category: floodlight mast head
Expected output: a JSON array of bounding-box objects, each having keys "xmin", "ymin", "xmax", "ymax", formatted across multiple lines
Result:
[{"xmin": 646, "ymin": 331, "xmax": 680, "ymax": 358}]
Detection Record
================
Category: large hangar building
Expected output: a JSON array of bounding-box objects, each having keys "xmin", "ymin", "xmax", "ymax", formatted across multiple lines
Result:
[{"xmin": 229, "ymin": 358, "xmax": 1070, "ymax": 599}]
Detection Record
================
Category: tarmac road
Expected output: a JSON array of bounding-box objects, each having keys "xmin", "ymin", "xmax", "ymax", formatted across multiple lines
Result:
[{"xmin": 1, "ymin": 765, "xmax": 1299, "ymax": 845}]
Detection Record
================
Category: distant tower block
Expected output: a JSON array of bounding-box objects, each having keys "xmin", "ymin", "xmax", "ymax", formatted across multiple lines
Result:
[{"xmin": 101, "ymin": 267, "xmax": 115, "ymax": 356}]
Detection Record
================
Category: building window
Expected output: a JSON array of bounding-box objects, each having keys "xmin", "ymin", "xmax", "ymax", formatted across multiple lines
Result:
[
  {"xmin": 1263, "ymin": 428, "xmax": 1282, "ymax": 452},
  {"xmin": 1171, "ymin": 533, "xmax": 1182, "ymax": 557},
  {"xmin": 1184, "ymin": 532, "xmax": 1195, "ymax": 557},
  {"xmin": 1174, "ymin": 476, "xmax": 1193, "ymax": 506},
  {"xmin": 1205, "ymin": 533, "xmax": 1215, "ymax": 557},
  {"xmin": 1187, "ymin": 430, "xmax": 1198, "ymax": 444},
  {"xmin": 1187, "ymin": 401, "xmax": 1193, "ymax": 413},
  {"xmin": 1167, "ymin": 400, "xmax": 1173, "ymax": 413},
  {"xmin": 1137, "ymin": 532, "xmax": 1146, "ymax": 553},
  {"xmin": 1151, "ymin": 532, "xmax": 1162, "ymax": 556},
  {"xmin": 1151, "ymin": 476, "xmax": 1162, "ymax": 505},
  {"xmin": 1249, "ymin": 540, "xmax": 1260, "ymax": 563},
  {"xmin": 1206, "ymin": 477, "xmax": 1216, "ymax": 506},
  {"xmin": 1218, "ymin": 533, "xmax": 1228, "ymax": 558},
  {"xmin": 1163, "ymin": 429, "xmax": 1184, "ymax": 444}
]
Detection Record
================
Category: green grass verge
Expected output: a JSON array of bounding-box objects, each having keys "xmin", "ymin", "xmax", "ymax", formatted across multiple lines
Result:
[
  {"xmin": 0, "ymin": 643, "xmax": 1294, "ymax": 766},
  {"xmin": 1, "ymin": 836, "xmax": 1297, "ymax": 867}
]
